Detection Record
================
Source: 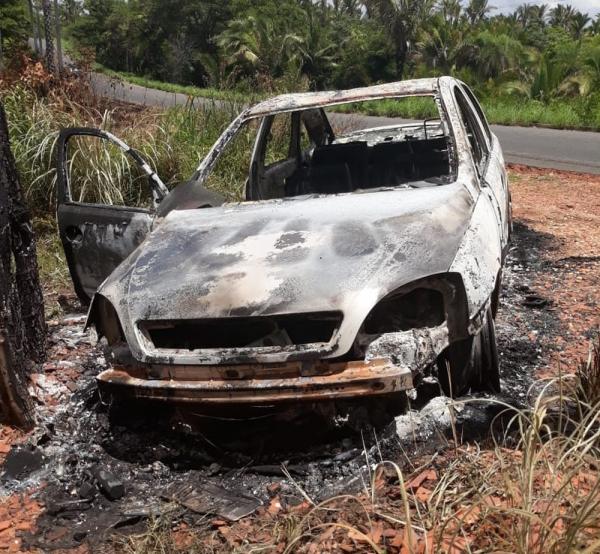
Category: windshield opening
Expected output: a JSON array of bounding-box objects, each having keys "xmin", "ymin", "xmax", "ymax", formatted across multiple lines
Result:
[{"xmin": 198, "ymin": 94, "xmax": 454, "ymax": 204}]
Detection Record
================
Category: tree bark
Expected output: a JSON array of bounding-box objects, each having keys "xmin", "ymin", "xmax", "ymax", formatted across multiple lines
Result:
[
  {"xmin": 42, "ymin": 0, "xmax": 56, "ymax": 76},
  {"xmin": 0, "ymin": 101, "xmax": 46, "ymax": 429},
  {"xmin": 53, "ymin": 0, "xmax": 63, "ymax": 74}
]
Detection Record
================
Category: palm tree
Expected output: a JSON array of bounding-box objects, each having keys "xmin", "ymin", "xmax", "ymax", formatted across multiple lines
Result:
[
  {"xmin": 217, "ymin": 14, "xmax": 304, "ymax": 85},
  {"xmin": 515, "ymin": 4, "xmax": 548, "ymax": 28},
  {"xmin": 549, "ymin": 4, "xmax": 576, "ymax": 30},
  {"xmin": 529, "ymin": 4, "xmax": 548, "ymax": 26},
  {"xmin": 332, "ymin": 0, "xmax": 361, "ymax": 16},
  {"xmin": 582, "ymin": 46, "xmax": 600, "ymax": 87},
  {"xmin": 418, "ymin": 13, "xmax": 470, "ymax": 73},
  {"xmin": 465, "ymin": 0, "xmax": 492, "ymax": 25},
  {"xmin": 439, "ymin": 0, "xmax": 462, "ymax": 27},
  {"xmin": 501, "ymin": 41, "xmax": 580, "ymax": 101},
  {"xmin": 570, "ymin": 12, "xmax": 590, "ymax": 39},
  {"xmin": 363, "ymin": 0, "xmax": 436, "ymax": 78},
  {"xmin": 469, "ymin": 30, "xmax": 527, "ymax": 79},
  {"xmin": 295, "ymin": 8, "xmax": 337, "ymax": 88}
]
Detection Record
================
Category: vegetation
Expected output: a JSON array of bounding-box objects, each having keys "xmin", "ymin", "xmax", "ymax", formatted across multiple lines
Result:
[
  {"xmin": 16, "ymin": 0, "xmax": 597, "ymax": 130},
  {"xmin": 5, "ymin": 1, "xmax": 600, "ymax": 129},
  {"xmin": 115, "ymin": 341, "xmax": 600, "ymax": 553},
  {"xmin": 1, "ymin": 76, "xmax": 261, "ymax": 217}
]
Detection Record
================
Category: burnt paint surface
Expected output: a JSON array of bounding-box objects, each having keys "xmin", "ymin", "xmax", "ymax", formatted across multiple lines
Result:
[
  {"xmin": 97, "ymin": 182, "xmax": 474, "ymax": 364},
  {"xmin": 58, "ymin": 203, "xmax": 153, "ymax": 303},
  {"xmin": 79, "ymin": 76, "xmax": 508, "ymax": 385}
]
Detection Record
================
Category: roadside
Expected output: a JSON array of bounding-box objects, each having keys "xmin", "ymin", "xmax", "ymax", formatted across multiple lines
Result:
[
  {"xmin": 0, "ymin": 166, "xmax": 598, "ymax": 552},
  {"xmin": 95, "ymin": 66, "xmax": 600, "ymax": 132},
  {"xmin": 90, "ymin": 72, "xmax": 600, "ymax": 175},
  {"xmin": 26, "ymin": 39, "xmax": 600, "ymax": 175}
]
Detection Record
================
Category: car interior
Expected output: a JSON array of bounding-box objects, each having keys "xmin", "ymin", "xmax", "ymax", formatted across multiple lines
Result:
[{"xmin": 246, "ymin": 103, "xmax": 453, "ymax": 201}]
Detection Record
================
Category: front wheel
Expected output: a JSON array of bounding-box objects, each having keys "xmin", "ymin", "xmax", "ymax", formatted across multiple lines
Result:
[{"xmin": 436, "ymin": 306, "xmax": 500, "ymax": 397}]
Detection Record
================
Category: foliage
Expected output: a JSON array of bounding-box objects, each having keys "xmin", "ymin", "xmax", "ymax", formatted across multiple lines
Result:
[
  {"xmin": 0, "ymin": 0, "xmax": 28, "ymax": 56},
  {"xmin": 49, "ymin": 0, "xmax": 600, "ymax": 124},
  {"xmin": 12, "ymin": 2, "xmax": 600, "ymax": 129},
  {"xmin": 1, "ymin": 79, "xmax": 261, "ymax": 215}
]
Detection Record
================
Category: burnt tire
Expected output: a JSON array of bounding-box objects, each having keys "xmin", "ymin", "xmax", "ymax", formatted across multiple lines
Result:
[
  {"xmin": 491, "ymin": 271, "xmax": 502, "ymax": 319},
  {"xmin": 437, "ymin": 306, "xmax": 500, "ymax": 396}
]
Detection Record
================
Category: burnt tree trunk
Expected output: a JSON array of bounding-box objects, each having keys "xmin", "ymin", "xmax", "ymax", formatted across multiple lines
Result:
[
  {"xmin": 0, "ymin": 101, "xmax": 46, "ymax": 429},
  {"xmin": 42, "ymin": 0, "xmax": 56, "ymax": 76}
]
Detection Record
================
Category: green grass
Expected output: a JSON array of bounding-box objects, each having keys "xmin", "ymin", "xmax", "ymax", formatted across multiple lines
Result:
[
  {"xmin": 335, "ymin": 94, "xmax": 600, "ymax": 131},
  {"xmin": 94, "ymin": 65, "xmax": 261, "ymax": 105},
  {"xmin": 332, "ymin": 96, "xmax": 439, "ymax": 119},
  {"xmin": 481, "ymin": 96, "xmax": 600, "ymax": 130},
  {"xmin": 2, "ymin": 84, "xmax": 274, "ymax": 215},
  {"xmin": 94, "ymin": 68, "xmax": 600, "ymax": 131}
]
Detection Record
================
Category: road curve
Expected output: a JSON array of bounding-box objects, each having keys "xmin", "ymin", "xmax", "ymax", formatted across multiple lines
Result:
[{"xmin": 91, "ymin": 73, "xmax": 600, "ymax": 175}]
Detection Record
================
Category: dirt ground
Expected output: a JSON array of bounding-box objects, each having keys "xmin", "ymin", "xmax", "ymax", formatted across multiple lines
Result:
[{"xmin": 0, "ymin": 165, "xmax": 598, "ymax": 553}]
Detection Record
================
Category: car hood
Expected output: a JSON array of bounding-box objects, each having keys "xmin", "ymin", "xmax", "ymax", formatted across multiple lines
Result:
[{"xmin": 98, "ymin": 182, "xmax": 474, "ymax": 361}]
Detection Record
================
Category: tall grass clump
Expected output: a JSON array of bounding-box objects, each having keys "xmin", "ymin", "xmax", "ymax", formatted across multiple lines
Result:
[{"xmin": 2, "ymin": 84, "xmax": 256, "ymax": 215}]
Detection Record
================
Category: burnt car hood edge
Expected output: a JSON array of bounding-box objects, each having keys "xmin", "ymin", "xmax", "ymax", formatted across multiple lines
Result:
[{"xmin": 97, "ymin": 181, "xmax": 475, "ymax": 362}]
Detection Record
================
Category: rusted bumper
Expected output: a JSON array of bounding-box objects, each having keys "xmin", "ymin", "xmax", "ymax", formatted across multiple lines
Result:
[{"xmin": 96, "ymin": 358, "xmax": 413, "ymax": 404}]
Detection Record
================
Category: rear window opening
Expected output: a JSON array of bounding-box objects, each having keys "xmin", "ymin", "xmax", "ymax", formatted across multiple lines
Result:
[
  {"xmin": 202, "ymin": 95, "xmax": 454, "ymax": 203},
  {"xmin": 141, "ymin": 312, "xmax": 343, "ymax": 351}
]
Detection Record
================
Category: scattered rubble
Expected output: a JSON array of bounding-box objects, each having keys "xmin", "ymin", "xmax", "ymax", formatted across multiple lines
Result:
[{"xmin": 0, "ymin": 165, "xmax": 598, "ymax": 551}]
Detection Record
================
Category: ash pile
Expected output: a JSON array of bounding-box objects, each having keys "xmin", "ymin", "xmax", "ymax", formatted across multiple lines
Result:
[{"xmin": 1, "ymin": 305, "xmax": 528, "ymax": 551}]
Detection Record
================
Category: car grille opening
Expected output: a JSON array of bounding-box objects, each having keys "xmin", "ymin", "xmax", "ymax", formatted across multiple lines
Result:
[{"xmin": 140, "ymin": 311, "xmax": 343, "ymax": 350}]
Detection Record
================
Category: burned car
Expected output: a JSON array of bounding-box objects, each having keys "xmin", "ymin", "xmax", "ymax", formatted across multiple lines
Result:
[{"xmin": 56, "ymin": 77, "xmax": 511, "ymax": 404}]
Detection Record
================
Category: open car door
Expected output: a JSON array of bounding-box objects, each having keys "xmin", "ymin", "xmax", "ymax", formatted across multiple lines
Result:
[{"xmin": 56, "ymin": 128, "xmax": 169, "ymax": 305}]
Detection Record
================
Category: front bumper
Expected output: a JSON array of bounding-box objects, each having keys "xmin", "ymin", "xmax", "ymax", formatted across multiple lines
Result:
[{"xmin": 96, "ymin": 358, "xmax": 413, "ymax": 404}]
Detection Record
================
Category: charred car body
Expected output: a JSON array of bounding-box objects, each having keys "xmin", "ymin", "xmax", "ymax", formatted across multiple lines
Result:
[{"xmin": 56, "ymin": 77, "xmax": 511, "ymax": 404}]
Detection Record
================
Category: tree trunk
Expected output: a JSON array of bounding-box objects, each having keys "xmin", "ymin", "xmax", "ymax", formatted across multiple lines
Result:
[
  {"xmin": 42, "ymin": 0, "xmax": 56, "ymax": 76},
  {"xmin": 35, "ymin": 1, "xmax": 44, "ymax": 56},
  {"xmin": 28, "ymin": 0, "xmax": 41, "ymax": 54},
  {"xmin": 53, "ymin": 0, "xmax": 63, "ymax": 74},
  {"xmin": 0, "ymin": 101, "xmax": 46, "ymax": 429}
]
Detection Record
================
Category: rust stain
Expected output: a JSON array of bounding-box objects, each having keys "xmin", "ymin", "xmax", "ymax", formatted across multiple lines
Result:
[{"xmin": 97, "ymin": 358, "xmax": 413, "ymax": 404}]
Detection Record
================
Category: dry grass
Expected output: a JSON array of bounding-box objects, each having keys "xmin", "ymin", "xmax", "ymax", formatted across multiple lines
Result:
[{"xmin": 116, "ymin": 338, "xmax": 600, "ymax": 553}]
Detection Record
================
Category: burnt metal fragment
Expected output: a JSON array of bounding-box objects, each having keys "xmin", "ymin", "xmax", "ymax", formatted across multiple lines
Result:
[
  {"xmin": 92, "ymin": 466, "xmax": 125, "ymax": 500},
  {"xmin": 163, "ymin": 480, "xmax": 261, "ymax": 521}
]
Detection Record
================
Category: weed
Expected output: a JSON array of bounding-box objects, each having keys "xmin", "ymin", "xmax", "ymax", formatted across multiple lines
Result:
[{"xmin": 117, "ymin": 339, "xmax": 600, "ymax": 553}]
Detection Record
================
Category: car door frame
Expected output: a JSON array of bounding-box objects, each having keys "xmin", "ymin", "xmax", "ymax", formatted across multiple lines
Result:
[
  {"xmin": 459, "ymin": 83, "xmax": 511, "ymax": 251},
  {"xmin": 56, "ymin": 127, "xmax": 168, "ymax": 304},
  {"xmin": 452, "ymin": 85, "xmax": 505, "ymax": 248},
  {"xmin": 247, "ymin": 112, "xmax": 300, "ymax": 200}
]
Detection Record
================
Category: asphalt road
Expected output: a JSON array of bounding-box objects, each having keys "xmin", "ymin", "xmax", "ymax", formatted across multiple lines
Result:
[{"xmin": 92, "ymin": 73, "xmax": 600, "ymax": 174}]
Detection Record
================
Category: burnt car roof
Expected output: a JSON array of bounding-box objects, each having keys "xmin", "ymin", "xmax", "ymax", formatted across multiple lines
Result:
[{"xmin": 244, "ymin": 78, "xmax": 440, "ymax": 117}]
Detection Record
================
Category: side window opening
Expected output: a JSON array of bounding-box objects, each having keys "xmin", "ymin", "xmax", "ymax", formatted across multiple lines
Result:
[
  {"xmin": 264, "ymin": 113, "xmax": 293, "ymax": 167},
  {"xmin": 454, "ymin": 86, "xmax": 487, "ymax": 172},
  {"xmin": 213, "ymin": 96, "xmax": 454, "ymax": 203},
  {"xmin": 203, "ymin": 118, "xmax": 261, "ymax": 202},
  {"xmin": 461, "ymin": 84, "xmax": 492, "ymax": 144},
  {"xmin": 64, "ymin": 135, "xmax": 157, "ymax": 209},
  {"xmin": 273, "ymin": 97, "xmax": 452, "ymax": 198}
]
